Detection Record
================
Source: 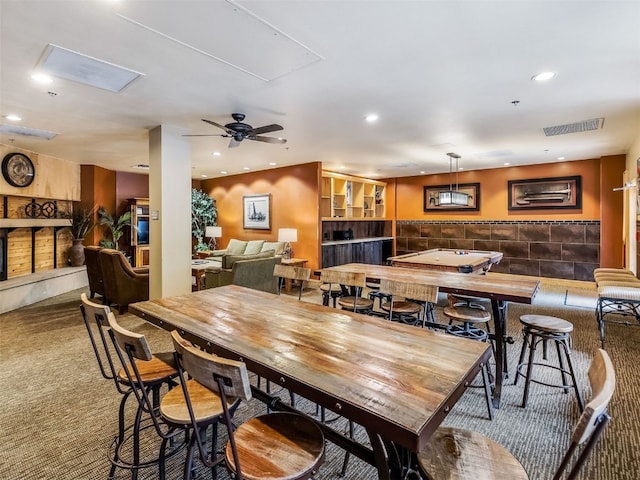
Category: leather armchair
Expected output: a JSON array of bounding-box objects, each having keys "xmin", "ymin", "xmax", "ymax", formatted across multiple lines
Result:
[
  {"xmin": 98, "ymin": 248, "xmax": 149, "ymax": 313},
  {"xmin": 84, "ymin": 246, "xmax": 105, "ymax": 301}
]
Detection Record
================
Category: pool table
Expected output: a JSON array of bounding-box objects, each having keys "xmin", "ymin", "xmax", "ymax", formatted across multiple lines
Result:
[{"xmin": 388, "ymin": 248, "xmax": 503, "ymax": 274}]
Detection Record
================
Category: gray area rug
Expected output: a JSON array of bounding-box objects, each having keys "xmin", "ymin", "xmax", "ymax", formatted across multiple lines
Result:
[{"xmin": 0, "ymin": 280, "xmax": 637, "ymax": 479}]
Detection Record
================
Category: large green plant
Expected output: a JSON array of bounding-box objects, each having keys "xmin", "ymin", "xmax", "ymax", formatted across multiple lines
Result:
[
  {"xmin": 97, "ymin": 206, "xmax": 132, "ymax": 250},
  {"xmin": 191, "ymin": 188, "xmax": 218, "ymax": 252}
]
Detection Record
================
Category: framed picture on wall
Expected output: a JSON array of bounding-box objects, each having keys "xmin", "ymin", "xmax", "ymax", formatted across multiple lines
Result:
[
  {"xmin": 423, "ymin": 183, "xmax": 480, "ymax": 211},
  {"xmin": 243, "ymin": 193, "xmax": 271, "ymax": 229},
  {"xmin": 508, "ymin": 175, "xmax": 581, "ymax": 210}
]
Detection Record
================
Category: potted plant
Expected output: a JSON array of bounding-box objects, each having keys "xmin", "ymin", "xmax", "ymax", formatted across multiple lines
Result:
[
  {"xmin": 191, "ymin": 188, "xmax": 218, "ymax": 253},
  {"xmin": 64, "ymin": 203, "xmax": 96, "ymax": 266},
  {"xmin": 97, "ymin": 206, "xmax": 133, "ymax": 251}
]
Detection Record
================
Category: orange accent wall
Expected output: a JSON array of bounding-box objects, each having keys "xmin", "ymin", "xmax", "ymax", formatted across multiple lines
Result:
[
  {"xmin": 394, "ymin": 159, "xmax": 601, "ymax": 220},
  {"xmin": 81, "ymin": 165, "xmax": 116, "ymax": 246},
  {"xmin": 201, "ymin": 162, "xmax": 322, "ymax": 271},
  {"xmin": 600, "ymin": 155, "xmax": 626, "ymax": 268}
]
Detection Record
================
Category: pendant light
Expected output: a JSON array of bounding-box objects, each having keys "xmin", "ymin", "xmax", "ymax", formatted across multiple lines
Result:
[{"xmin": 438, "ymin": 152, "xmax": 469, "ymax": 206}]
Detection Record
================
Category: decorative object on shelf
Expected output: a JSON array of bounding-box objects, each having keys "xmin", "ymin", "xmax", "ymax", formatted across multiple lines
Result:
[
  {"xmin": 192, "ymin": 188, "xmax": 218, "ymax": 252},
  {"xmin": 205, "ymin": 225, "xmax": 222, "ymax": 250},
  {"xmin": 439, "ymin": 152, "xmax": 469, "ymax": 207},
  {"xmin": 24, "ymin": 199, "xmax": 58, "ymax": 218},
  {"xmin": 508, "ymin": 176, "xmax": 581, "ymax": 210},
  {"xmin": 243, "ymin": 193, "xmax": 270, "ymax": 230},
  {"xmin": 97, "ymin": 206, "xmax": 132, "ymax": 250},
  {"xmin": 278, "ymin": 228, "xmax": 298, "ymax": 259},
  {"xmin": 424, "ymin": 182, "xmax": 480, "ymax": 211},
  {"xmin": 62, "ymin": 203, "xmax": 96, "ymax": 267},
  {"xmin": 2, "ymin": 152, "xmax": 35, "ymax": 188}
]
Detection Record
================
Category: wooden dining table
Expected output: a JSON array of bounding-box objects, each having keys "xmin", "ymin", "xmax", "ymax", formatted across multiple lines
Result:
[
  {"xmin": 321, "ymin": 263, "xmax": 540, "ymax": 409},
  {"xmin": 129, "ymin": 284, "xmax": 492, "ymax": 480}
]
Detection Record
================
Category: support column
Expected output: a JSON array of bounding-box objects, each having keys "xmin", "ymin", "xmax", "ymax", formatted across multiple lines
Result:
[{"xmin": 148, "ymin": 125, "xmax": 192, "ymax": 299}]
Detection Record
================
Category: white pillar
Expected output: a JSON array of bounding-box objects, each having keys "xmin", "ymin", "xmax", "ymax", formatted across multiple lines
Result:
[{"xmin": 148, "ymin": 125, "xmax": 192, "ymax": 298}]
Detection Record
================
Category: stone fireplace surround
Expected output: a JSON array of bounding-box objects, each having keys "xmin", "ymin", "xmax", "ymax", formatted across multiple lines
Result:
[{"xmin": 396, "ymin": 220, "xmax": 600, "ymax": 281}]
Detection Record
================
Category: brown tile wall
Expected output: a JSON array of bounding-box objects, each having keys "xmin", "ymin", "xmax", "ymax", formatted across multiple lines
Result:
[{"xmin": 396, "ymin": 220, "xmax": 600, "ymax": 281}]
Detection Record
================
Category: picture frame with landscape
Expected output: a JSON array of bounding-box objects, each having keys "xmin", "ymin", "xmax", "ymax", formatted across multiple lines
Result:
[{"xmin": 243, "ymin": 193, "xmax": 271, "ymax": 229}]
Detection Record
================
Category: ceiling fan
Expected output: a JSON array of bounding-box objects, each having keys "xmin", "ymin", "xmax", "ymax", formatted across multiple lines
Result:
[{"xmin": 185, "ymin": 113, "xmax": 287, "ymax": 148}]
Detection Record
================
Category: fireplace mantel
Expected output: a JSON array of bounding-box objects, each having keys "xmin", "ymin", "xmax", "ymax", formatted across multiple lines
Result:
[{"xmin": 0, "ymin": 219, "xmax": 71, "ymax": 228}]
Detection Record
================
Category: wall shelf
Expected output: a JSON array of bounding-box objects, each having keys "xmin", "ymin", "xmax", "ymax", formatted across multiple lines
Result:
[{"xmin": 321, "ymin": 171, "xmax": 386, "ymax": 219}]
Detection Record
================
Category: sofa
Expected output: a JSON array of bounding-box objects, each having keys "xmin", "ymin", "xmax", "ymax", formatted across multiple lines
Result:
[
  {"xmin": 204, "ymin": 250, "xmax": 282, "ymax": 294},
  {"xmin": 208, "ymin": 239, "xmax": 286, "ymax": 259}
]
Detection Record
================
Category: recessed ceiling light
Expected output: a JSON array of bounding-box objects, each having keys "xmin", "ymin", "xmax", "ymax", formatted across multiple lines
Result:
[
  {"xmin": 4, "ymin": 114, "xmax": 22, "ymax": 122},
  {"xmin": 557, "ymin": 156, "xmax": 565, "ymax": 160},
  {"xmin": 243, "ymin": 167, "xmax": 250, "ymax": 170},
  {"xmin": 531, "ymin": 71, "xmax": 556, "ymax": 82},
  {"xmin": 31, "ymin": 73, "xmax": 53, "ymax": 84},
  {"xmin": 212, "ymin": 151, "xmax": 221, "ymax": 156},
  {"xmin": 201, "ymin": 174, "xmax": 208, "ymax": 178},
  {"xmin": 220, "ymin": 171, "xmax": 228, "ymax": 174},
  {"xmin": 365, "ymin": 113, "xmax": 379, "ymax": 123},
  {"xmin": 420, "ymin": 171, "xmax": 425, "ymax": 174},
  {"xmin": 504, "ymin": 162, "xmax": 510, "ymax": 166},
  {"xmin": 269, "ymin": 162, "xmax": 277, "ymax": 166}
]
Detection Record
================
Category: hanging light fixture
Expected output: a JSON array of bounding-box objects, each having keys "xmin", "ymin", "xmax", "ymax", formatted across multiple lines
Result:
[{"xmin": 439, "ymin": 152, "xmax": 470, "ymax": 206}]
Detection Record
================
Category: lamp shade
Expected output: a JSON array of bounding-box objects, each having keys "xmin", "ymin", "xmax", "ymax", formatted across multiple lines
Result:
[
  {"xmin": 278, "ymin": 228, "xmax": 298, "ymax": 242},
  {"xmin": 205, "ymin": 226, "xmax": 222, "ymax": 238}
]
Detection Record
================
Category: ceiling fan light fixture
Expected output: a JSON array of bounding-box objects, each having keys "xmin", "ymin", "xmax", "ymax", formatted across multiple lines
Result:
[{"xmin": 438, "ymin": 152, "xmax": 470, "ymax": 207}]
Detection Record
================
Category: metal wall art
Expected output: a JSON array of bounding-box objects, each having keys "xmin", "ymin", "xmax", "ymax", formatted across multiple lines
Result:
[
  {"xmin": 423, "ymin": 183, "xmax": 480, "ymax": 211},
  {"xmin": 508, "ymin": 175, "xmax": 581, "ymax": 210},
  {"xmin": 243, "ymin": 193, "xmax": 271, "ymax": 229}
]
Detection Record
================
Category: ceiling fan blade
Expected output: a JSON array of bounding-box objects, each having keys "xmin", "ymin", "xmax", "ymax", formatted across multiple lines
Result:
[
  {"xmin": 182, "ymin": 134, "xmax": 225, "ymax": 137},
  {"xmin": 202, "ymin": 118, "xmax": 233, "ymax": 134},
  {"xmin": 249, "ymin": 135, "xmax": 287, "ymax": 144},
  {"xmin": 250, "ymin": 124, "xmax": 283, "ymax": 135},
  {"xmin": 228, "ymin": 137, "xmax": 242, "ymax": 148}
]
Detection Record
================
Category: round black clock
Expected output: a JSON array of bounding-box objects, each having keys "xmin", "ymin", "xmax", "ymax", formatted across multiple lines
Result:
[{"xmin": 2, "ymin": 152, "xmax": 35, "ymax": 187}]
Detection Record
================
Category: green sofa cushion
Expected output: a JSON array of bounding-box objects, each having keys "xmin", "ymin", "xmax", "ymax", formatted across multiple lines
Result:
[
  {"xmin": 222, "ymin": 250, "xmax": 275, "ymax": 269},
  {"xmin": 262, "ymin": 241, "xmax": 285, "ymax": 255},
  {"xmin": 244, "ymin": 240, "xmax": 265, "ymax": 254},
  {"xmin": 226, "ymin": 239, "xmax": 248, "ymax": 254}
]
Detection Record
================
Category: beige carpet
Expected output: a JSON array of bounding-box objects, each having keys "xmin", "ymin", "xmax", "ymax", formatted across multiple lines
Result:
[{"xmin": 0, "ymin": 279, "xmax": 638, "ymax": 479}]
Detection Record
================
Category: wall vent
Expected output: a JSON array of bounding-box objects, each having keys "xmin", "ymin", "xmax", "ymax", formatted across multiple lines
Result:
[
  {"xmin": 0, "ymin": 123, "xmax": 57, "ymax": 140},
  {"xmin": 542, "ymin": 118, "xmax": 604, "ymax": 136}
]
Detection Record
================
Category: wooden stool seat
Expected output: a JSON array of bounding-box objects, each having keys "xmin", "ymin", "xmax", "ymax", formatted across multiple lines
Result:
[
  {"xmin": 117, "ymin": 352, "xmax": 177, "ymax": 384},
  {"xmin": 320, "ymin": 283, "xmax": 343, "ymax": 307},
  {"xmin": 519, "ymin": 314, "xmax": 573, "ymax": 334},
  {"xmin": 381, "ymin": 300, "xmax": 422, "ymax": 316},
  {"xmin": 226, "ymin": 412, "xmax": 325, "ymax": 480},
  {"xmin": 338, "ymin": 296, "xmax": 374, "ymax": 312},
  {"xmin": 444, "ymin": 305, "xmax": 491, "ymax": 323},
  {"xmin": 418, "ymin": 427, "xmax": 529, "ymax": 479},
  {"xmin": 160, "ymin": 379, "xmax": 228, "ymax": 425}
]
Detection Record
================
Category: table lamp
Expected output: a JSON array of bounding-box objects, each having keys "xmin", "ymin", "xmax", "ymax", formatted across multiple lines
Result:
[
  {"xmin": 205, "ymin": 226, "xmax": 222, "ymax": 250},
  {"xmin": 278, "ymin": 228, "xmax": 297, "ymax": 259}
]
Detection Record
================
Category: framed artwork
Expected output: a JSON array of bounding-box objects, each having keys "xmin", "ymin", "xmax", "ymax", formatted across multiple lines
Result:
[
  {"xmin": 243, "ymin": 193, "xmax": 271, "ymax": 229},
  {"xmin": 423, "ymin": 183, "xmax": 480, "ymax": 211},
  {"xmin": 508, "ymin": 176, "xmax": 581, "ymax": 210}
]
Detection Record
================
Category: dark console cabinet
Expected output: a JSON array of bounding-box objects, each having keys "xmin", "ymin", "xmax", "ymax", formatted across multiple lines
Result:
[{"xmin": 321, "ymin": 238, "xmax": 392, "ymax": 268}]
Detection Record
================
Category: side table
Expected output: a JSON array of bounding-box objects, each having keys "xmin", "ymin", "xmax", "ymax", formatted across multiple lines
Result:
[{"xmin": 280, "ymin": 258, "xmax": 308, "ymax": 292}]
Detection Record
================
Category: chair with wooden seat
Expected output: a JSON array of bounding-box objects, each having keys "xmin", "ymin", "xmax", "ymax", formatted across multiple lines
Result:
[
  {"xmin": 320, "ymin": 282, "xmax": 344, "ymax": 307},
  {"xmin": 274, "ymin": 263, "xmax": 311, "ymax": 300},
  {"xmin": 515, "ymin": 314, "xmax": 584, "ymax": 411},
  {"xmin": 378, "ymin": 278, "xmax": 438, "ymax": 327},
  {"xmin": 80, "ymin": 294, "xmax": 179, "ymax": 479},
  {"xmin": 320, "ymin": 269, "xmax": 373, "ymax": 314},
  {"xmin": 168, "ymin": 330, "xmax": 325, "ymax": 480},
  {"xmin": 418, "ymin": 349, "xmax": 616, "ymax": 480}
]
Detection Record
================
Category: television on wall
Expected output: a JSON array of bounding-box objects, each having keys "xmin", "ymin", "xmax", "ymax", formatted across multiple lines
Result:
[{"xmin": 137, "ymin": 219, "xmax": 149, "ymax": 245}]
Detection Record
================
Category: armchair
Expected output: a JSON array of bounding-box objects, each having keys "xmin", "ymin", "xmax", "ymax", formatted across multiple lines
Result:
[
  {"xmin": 98, "ymin": 248, "xmax": 149, "ymax": 313},
  {"xmin": 84, "ymin": 246, "xmax": 105, "ymax": 301}
]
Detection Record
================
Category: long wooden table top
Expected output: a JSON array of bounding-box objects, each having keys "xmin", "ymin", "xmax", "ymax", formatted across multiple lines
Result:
[
  {"xmin": 323, "ymin": 263, "xmax": 540, "ymax": 304},
  {"xmin": 129, "ymin": 284, "xmax": 491, "ymax": 451}
]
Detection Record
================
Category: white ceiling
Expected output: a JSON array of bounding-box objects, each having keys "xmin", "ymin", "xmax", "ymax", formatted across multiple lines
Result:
[{"xmin": 1, "ymin": 0, "xmax": 639, "ymax": 180}]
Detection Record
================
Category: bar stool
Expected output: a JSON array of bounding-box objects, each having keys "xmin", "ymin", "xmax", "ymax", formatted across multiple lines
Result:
[
  {"xmin": 320, "ymin": 270, "xmax": 373, "ymax": 314},
  {"xmin": 320, "ymin": 283, "xmax": 343, "ymax": 307},
  {"xmin": 515, "ymin": 314, "xmax": 584, "ymax": 411},
  {"xmin": 443, "ymin": 297, "xmax": 494, "ymax": 420}
]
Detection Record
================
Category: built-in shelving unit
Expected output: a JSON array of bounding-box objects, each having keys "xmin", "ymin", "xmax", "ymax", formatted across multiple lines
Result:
[
  {"xmin": 321, "ymin": 171, "xmax": 386, "ymax": 220},
  {"xmin": 129, "ymin": 198, "xmax": 149, "ymax": 267}
]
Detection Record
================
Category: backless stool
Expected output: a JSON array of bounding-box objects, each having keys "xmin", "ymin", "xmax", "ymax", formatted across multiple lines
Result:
[{"xmin": 515, "ymin": 314, "xmax": 584, "ymax": 411}]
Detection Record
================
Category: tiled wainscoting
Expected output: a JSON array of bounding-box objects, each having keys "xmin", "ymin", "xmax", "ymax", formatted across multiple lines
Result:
[{"xmin": 396, "ymin": 220, "xmax": 600, "ymax": 281}]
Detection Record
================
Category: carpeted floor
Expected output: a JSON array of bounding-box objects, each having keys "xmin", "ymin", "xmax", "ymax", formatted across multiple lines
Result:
[{"xmin": 0, "ymin": 278, "xmax": 638, "ymax": 479}]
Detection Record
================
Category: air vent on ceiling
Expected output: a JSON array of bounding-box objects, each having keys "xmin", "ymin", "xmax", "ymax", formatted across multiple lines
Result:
[
  {"xmin": 35, "ymin": 44, "xmax": 144, "ymax": 93},
  {"xmin": 0, "ymin": 123, "xmax": 57, "ymax": 140},
  {"xmin": 542, "ymin": 118, "xmax": 604, "ymax": 137}
]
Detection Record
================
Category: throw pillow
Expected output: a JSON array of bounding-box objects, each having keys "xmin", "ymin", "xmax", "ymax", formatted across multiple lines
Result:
[
  {"xmin": 226, "ymin": 239, "xmax": 248, "ymax": 254},
  {"xmin": 244, "ymin": 240, "xmax": 265, "ymax": 254},
  {"xmin": 262, "ymin": 241, "xmax": 285, "ymax": 255}
]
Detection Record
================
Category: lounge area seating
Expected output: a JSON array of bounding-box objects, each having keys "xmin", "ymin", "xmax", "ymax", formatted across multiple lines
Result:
[
  {"xmin": 594, "ymin": 267, "xmax": 640, "ymax": 348},
  {"xmin": 207, "ymin": 238, "xmax": 285, "ymax": 259},
  {"xmin": 204, "ymin": 251, "xmax": 282, "ymax": 294},
  {"xmin": 99, "ymin": 248, "xmax": 150, "ymax": 313}
]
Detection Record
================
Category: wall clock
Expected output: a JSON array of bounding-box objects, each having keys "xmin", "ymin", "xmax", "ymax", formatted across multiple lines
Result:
[{"xmin": 2, "ymin": 152, "xmax": 35, "ymax": 187}]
